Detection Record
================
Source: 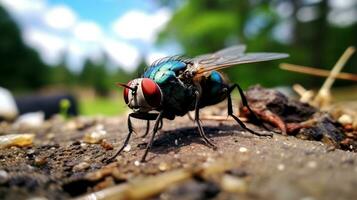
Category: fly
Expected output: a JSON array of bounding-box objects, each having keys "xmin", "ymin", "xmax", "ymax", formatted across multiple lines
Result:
[{"xmin": 108, "ymin": 45, "xmax": 288, "ymax": 162}]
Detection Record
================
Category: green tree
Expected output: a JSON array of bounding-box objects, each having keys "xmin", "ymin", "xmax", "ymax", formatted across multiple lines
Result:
[
  {"xmin": 80, "ymin": 59, "xmax": 111, "ymax": 96},
  {"xmin": 158, "ymin": 0, "xmax": 357, "ymax": 88},
  {"xmin": 0, "ymin": 5, "xmax": 49, "ymax": 90}
]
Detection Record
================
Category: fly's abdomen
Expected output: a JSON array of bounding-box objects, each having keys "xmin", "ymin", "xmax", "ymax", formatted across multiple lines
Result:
[{"xmin": 200, "ymin": 71, "xmax": 228, "ymax": 106}]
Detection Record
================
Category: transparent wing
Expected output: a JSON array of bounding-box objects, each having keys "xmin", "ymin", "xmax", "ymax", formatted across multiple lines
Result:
[
  {"xmin": 194, "ymin": 45, "xmax": 247, "ymax": 65},
  {"xmin": 192, "ymin": 46, "xmax": 289, "ymax": 76}
]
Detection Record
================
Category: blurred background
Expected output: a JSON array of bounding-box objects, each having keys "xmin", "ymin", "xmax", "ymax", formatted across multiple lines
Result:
[{"xmin": 0, "ymin": 0, "xmax": 356, "ymax": 118}]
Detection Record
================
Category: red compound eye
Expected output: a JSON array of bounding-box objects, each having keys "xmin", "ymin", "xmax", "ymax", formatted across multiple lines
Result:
[
  {"xmin": 123, "ymin": 81, "xmax": 131, "ymax": 104},
  {"xmin": 141, "ymin": 78, "xmax": 162, "ymax": 108}
]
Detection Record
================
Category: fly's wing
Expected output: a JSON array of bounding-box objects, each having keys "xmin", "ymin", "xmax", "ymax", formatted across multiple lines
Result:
[
  {"xmin": 192, "ymin": 46, "xmax": 289, "ymax": 76},
  {"xmin": 194, "ymin": 45, "xmax": 247, "ymax": 65}
]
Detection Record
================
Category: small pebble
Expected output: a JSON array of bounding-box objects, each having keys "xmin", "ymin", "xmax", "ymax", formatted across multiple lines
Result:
[
  {"xmin": 0, "ymin": 170, "xmax": 9, "ymax": 184},
  {"xmin": 123, "ymin": 144, "xmax": 131, "ymax": 152},
  {"xmin": 277, "ymin": 164, "xmax": 285, "ymax": 171},
  {"xmin": 83, "ymin": 129, "xmax": 107, "ymax": 144},
  {"xmin": 80, "ymin": 143, "xmax": 88, "ymax": 148},
  {"xmin": 0, "ymin": 133, "xmax": 35, "ymax": 148},
  {"xmin": 46, "ymin": 133, "xmax": 55, "ymax": 139},
  {"xmin": 134, "ymin": 160, "xmax": 140, "ymax": 166},
  {"xmin": 239, "ymin": 147, "xmax": 248, "ymax": 153},
  {"xmin": 73, "ymin": 162, "xmax": 90, "ymax": 172},
  {"xmin": 100, "ymin": 140, "xmax": 113, "ymax": 150},
  {"xmin": 306, "ymin": 161, "xmax": 317, "ymax": 169},
  {"xmin": 300, "ymin": 197, "xmax": 316, "ymax": 200},
  {"xmin": 158, "ymin": 162, "xmax": 169, "ymax": 171},
  {"xmin": 221, "ymin": 174, "xmax": 247, "ymax": 193},
  {"xmin": 174, "ymin": 139, "xmax": 178, "ymax": 146},
  {"xmin": 95, "ymin": 124, "xmax": 104, "ymax": 130},
  {"xmin": 34, "ymin": 156, "xmax": 47, "ymax": 166},
  {"xmin": 26, "ymin": 197, "xmax": 48, "ymax": 200},
  {"xmin": 338, "ymin": 114, "xmax": 352, "ymax": 125}
]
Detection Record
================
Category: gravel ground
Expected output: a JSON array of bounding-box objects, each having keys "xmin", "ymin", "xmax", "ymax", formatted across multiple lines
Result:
[{"xmin": 0, "ymin": 113, "xmax": 356, "ymax": 200}]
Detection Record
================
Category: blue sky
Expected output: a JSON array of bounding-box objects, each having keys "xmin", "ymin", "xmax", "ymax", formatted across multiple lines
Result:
[
  {"xmin": 1, "ymin": 0, "xmax": 355, "ymax": 73},
  {"xmin": 50, "ymin": 0, "xmax": 157, "ymax": 27},
  {"xmin": 0, "ymin": 0, "xmax": 177, "ymax": 72}
]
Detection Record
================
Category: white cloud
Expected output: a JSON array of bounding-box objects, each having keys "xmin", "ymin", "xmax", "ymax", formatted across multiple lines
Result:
[
  {"xmin": 44, "ymin": 5, "xmax": 77, "ymax": 30},
  {"xmin": 112, "ymin": 8, "xmax": 171, "ymax": 43},
  {"xmin": 102, "ymin": 39, "xmax": 141, "ymax": 72},
  {"xmin": 23, "ymin": 28, "xmax": 67, "ymax": 65},
  {"xmin": 73, "ymin": 21, "xmax": 103, "ymax": 42},
  {"xmin": 0, "ymin": 0, "xmax": 46, "ymax": 16},
  {"xmin": 1, "ymin": 0, "xmax": 174, "ymax": 72},
  {"xmin": 0, "ymin": 0, "xmax": 46, "ymax": 28},
  {"xmin": 145, "ymin": 52, "xmax": 168, "ymax": 66}
]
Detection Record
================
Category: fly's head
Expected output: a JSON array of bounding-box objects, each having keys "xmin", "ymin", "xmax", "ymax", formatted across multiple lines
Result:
[{"xmin": 117, "ymin": 78, "xmax": 162, "ymax": 113}]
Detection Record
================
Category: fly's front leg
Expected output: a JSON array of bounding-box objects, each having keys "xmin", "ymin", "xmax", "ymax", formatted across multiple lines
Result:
[
  {"xmin": 106, "ymin": 113, "xmax": 135, "ymax": 162},
  {"xmin": 106, "ymin": 112, "xmax": 160, "ymax": 163},
  {"xmin": 141, "ymin": 118, "xmax": 163, "ymax": 138},
  {"xmin": 194, "ymin": 90, "xmax": 217, "ymax": 148},
  {"xmin": 228, "ymin": 84, "xmax": 272, "ymax": 137},
  {"xmin": 141, "ymin": 120, "xmax": 150, "ymax": 138},
  {"xmin": 141, "ymin": 111, "xmax": 164, "ymax": 162},
  {"xmin": 158, "ymin": 118, "xmax": 163, "ymax": 130}
]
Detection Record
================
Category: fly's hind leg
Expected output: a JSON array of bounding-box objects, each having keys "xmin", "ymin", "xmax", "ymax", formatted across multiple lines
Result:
[
  {"xmin": 194, "ymin": 90, "xmax": 217, "ymax": 148},
  {"xmin": 228, "ymin": 84, "xmax": 272, "ymax": 137}
]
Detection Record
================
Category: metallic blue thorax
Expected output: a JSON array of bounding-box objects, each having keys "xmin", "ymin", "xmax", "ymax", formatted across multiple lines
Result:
[
  {"xmin": 143, "ymin": 60, "xmax": 228, "ymax": 119},
  {"xmin": 143, "ymin": 60, "xmax": 186, "ymax": 84}
]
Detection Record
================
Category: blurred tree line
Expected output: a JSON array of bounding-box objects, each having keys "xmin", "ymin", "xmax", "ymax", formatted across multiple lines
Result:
[
  {"xmin": 1, "ymin": 0, "xmax": 356, "ymax": 95},
  {"xmin": 158, "ymin": 0, "xmax": 357, "ymax": 88}
]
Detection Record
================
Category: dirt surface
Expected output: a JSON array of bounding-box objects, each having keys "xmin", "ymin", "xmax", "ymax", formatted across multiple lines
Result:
[{"xmin": 0, "ymin": 111, "xmax": 357, "ymax": 200}]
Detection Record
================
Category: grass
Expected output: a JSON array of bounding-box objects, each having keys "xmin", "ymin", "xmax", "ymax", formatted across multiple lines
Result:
[{"xmin": 79, "ymin": 96, "xmax": 128, "ymax": 116}]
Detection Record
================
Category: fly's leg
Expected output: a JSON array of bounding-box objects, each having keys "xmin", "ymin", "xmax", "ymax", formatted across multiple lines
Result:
[
  {"xmin": 228, "ymin": 84, "xmax": 272, "ymax": 137},
  {"xmin": 158, "ymin": 118, "xmax": 163, "ymax": 130},
  {"xmin": 141, "ymin": 111, "xmax": 164, "ymax": 162},
  {"xmin": 141, "ymin": 120, "xmax": 150, "ymax": 138},
  {"xmin": 106, "ymin": 113, "xmax": 135, "ymax": 162},
  {"xmin": 194, "ymin": 90, "xmax": 217, "ymax": 148},
  {"xmin": 106, "ymin": 112, "xmax": 160, "ymax": 163},
  {"xmin": 187, "ymin": 112, "xmax": 195, "ymax": 121},
  {"xmin": 141, "ymin": 118, "xmax": 163, "ymax": 138},
  {"xmin": 234, "ymin": 83, "xmax": 273, "ymax": 133}
]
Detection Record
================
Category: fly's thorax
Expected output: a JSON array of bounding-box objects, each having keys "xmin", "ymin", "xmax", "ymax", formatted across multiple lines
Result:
[{"xmin": 124, "ymin": 78, "xmax": 163, "ymax": 113}]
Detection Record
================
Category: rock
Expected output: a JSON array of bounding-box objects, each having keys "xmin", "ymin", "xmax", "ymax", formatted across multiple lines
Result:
[
  {"xmin": 0, "ymin": 170, "xmax": 9, "ymax": 184},
  {"xmin": 221, "ymin": 174, "xmax": 248, "ymax": 193},
  {"xmin": 14, "ymin": 112, "xmax": 44, "ymax": 128},
  {"xmin": 83, "ymin": 129, "xmax": 107, "ymax": 144},
  {"xmin": 0, "ymin": 133, "xmax": 35, "ymax": 148},
  {"xmin": 73, "ymin": 162, "xmax": 90, "ymax": 172}
]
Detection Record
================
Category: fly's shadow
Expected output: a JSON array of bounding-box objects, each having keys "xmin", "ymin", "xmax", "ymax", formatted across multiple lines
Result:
[{"xmin": 138, "ymin": 124, "xmax": 257, "ymax": 155}]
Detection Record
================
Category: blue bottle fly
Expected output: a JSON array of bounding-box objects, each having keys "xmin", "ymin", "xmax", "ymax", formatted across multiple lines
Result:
[{"xmin": 108, "ymin": 45, "xmax": 288, "ymax": 162}]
